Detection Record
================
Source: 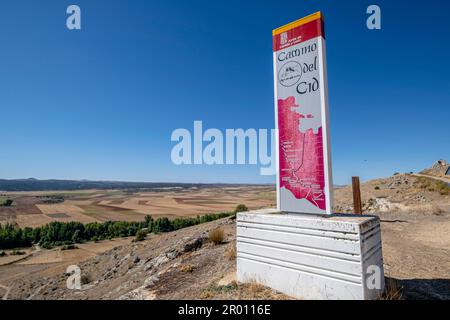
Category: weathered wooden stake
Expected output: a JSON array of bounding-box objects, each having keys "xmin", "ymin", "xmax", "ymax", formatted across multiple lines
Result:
[{"xmin": 352, "ymin": 176, "xmax": 362, "ymax": 214}]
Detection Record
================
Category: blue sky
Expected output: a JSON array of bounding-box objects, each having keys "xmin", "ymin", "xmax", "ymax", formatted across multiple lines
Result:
[{"xmin": 0, "ymin": 0, "xmax": 449, "ymax": 185}]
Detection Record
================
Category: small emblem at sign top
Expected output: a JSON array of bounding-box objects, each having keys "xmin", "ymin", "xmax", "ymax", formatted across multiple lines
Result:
[{"xmin": 280, "ymin": 32, "xmax": 288, "ymax": 45}]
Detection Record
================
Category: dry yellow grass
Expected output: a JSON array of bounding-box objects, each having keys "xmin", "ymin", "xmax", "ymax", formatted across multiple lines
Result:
[
  {"xmin": 381, "ymin": 277, "xmax": 403, "ymax": 300},
  {"xmin": 225, "ymin": 242, "xmax": 237, "ymax": 260},
  {"xmin": 200, "ymin": 280, "xmax": 291, "ymax": 300},
  {"xmin": 209, "ymin": 228, "xmax": 224, "ymax": 245},
  {"xmin": 179, "ymin": 264, "xmax": 195, "ymax": 273},
  {"xmin": 416, "ymin": 176, "xmax": 450, "ymax": 195}
]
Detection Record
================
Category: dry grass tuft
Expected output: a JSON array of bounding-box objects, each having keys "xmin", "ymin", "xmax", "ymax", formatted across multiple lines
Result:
[
  {"xmin": 81, "ymin": 273, "xmax": 92, "ymax": 285},
  {"xmin": 429, "ymin": 204, "xmax": 444, "ymax": 216},
  {"xmin": 226, "ymin": 242, "xmax": 237, "ymax": 260},
  {"xmin": 209, "ymin": 228, "xmax": 224, "ymax": 245},
  {"xmin": 200, "ymin": 281, "xmax": 239, "ymax": 299},
  {"xmin": 199, "ymin": 280, "xmax": 291, "ymax": 300},
  {"xmin": 247, "ymin": 280, "xmax": 266, "ymax": 295},
  {"xmin": 381, "ymin": 277, "xmax": 403, "ymax": 300},
  {"xmin": 234, "ymin": 204, "xmax": 248, "ymax": 214},
  {"xmin": 134, "ymin": 229, "xmax": 147, "ymax": 242},
  {"xmin": 416, "ymin": 177, "xmax": 450, "ymax": 195},
  {"xmin": 179, "ymin": 264, "xmax": 195, "ymax": 273}
]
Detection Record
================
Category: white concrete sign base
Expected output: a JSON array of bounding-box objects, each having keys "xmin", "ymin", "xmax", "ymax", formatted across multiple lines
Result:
[{"xmin": 236, "ymin": 209, "xmax": 385, "ymax": 300}]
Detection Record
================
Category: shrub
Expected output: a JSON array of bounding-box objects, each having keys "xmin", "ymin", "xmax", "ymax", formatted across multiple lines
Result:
[
  {"xmin": 61, "ymin": 244, "xmax": 78, "ymax": 250},
  {"xmin": 209, "ymin": 228, "xmax": 224, "ymax": 245},
  {"xmin": 40, "ymin": 195, "xmax": 64, "ymax": 204},
  {"xmin": 153, "ymin": 217, "xmax": 173, "ymax": 233},
  {"xmin": 180, "ymin": 264, "xmax": 195, "ymax": 273},
  {"xmin": 144, "ymin": 215, "xmax": 154, "ymax": 230},
  {"xmin": 2, "ymin": 199, "xmax": 13, "ymax": 207},
  {"xmin": 40, "ymin": 242, "xmax": 52, "ymax": 249},
  {"xmin": 0, "ymin": 251, "xmax": 7, "ymax": 257},
  {"xmin": 134, "ymin": 229, "xmax": 147, "ymax": 242},
  {"xmin": 11, "ymin": 249, "xmax": 26, "ymax": 255},
  {"xmin": 81, "ymin": 274, "xmax": 92, "ymax": 285},
  {"xmin": 201, "ymin": 282, "xmax": 238, "ymax": 298},
  {"xmin": 234, "ymin": 204, "xmax": 248, "ymax": 214},
  {"xmin": 71, "ymin": 229, "xmax": 82, "ymax": 244}
]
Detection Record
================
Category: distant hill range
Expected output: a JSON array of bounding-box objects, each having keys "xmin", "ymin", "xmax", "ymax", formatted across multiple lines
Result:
[{"xmin": 0, "ymin": 178, "xmax": 263, "ymax": 192}]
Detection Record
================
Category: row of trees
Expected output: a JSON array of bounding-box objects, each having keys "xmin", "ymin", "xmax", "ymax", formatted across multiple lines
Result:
[
  {"xmin": 1, "ymin": 199, "xmax": 13, "ymax": 207},
  {"xmin": 0, "ymin": 211, "xmax": 234, "ymax": 250}
]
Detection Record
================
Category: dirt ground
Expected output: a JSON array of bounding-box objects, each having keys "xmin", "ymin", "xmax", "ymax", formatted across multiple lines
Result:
[
  {"xmin": 377, "ymin": 210, "xmax": 450, "ymax": 299},
  {"xmin": 0, "ymin": 173, "xmax": 448, "ymax": 300},
  {"xmin": 333, "ymin": 173, "xmax": 450, "ymax": 298},
  {"xmin": 1, "ymin": 208, "xmax": 449, "ymax": 300},
  {"xmin": 0, "ymin": 217, "xmax": 289, "ymax": 300},
  {"xmin": 333, "ymin": 173, "xmax": 449, "ymax": 215}
]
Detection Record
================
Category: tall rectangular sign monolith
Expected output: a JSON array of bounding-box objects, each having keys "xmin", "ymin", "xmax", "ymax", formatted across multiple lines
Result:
[{"xmin": 273, "ymin": 12, "xmax": 333, "ymax": 214}]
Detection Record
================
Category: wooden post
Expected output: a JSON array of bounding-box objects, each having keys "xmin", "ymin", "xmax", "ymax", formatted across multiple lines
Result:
[{"xmin": 352, "ymin": 176, "xmax": 362, "ymax": 214}]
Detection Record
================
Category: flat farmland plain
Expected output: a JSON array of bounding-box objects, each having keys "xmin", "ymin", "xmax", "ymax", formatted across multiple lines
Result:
[{"xmin": 0, "ymin": 185, "xmax": 276, "ymax": 228}]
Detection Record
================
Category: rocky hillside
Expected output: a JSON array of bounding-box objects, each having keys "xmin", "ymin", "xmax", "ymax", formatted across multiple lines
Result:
[
  {"xmin": 2, "ymin": 167, "xmax": 450, "ymax": 300},
  {"xmin": 7, "ymin": 216, "xmax": 288, "ymax": 300},
  {"xmin": 333, "ymin": 173, "xmax": 449, "ymax": 215},
  {"xmin": 420, "ymin": 159, "xmax": 450, "ymax": 177}
]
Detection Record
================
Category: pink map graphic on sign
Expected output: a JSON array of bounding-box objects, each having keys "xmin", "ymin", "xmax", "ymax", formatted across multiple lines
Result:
[{"xmin": 278, "ymin": 96, "xmax": 326, "ymax": 211}]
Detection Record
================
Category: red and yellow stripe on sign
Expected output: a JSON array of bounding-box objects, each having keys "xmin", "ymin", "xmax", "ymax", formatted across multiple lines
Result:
[{"xmin": 272, "ymin": 11, "xmax": 325, "ymax": 52}]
